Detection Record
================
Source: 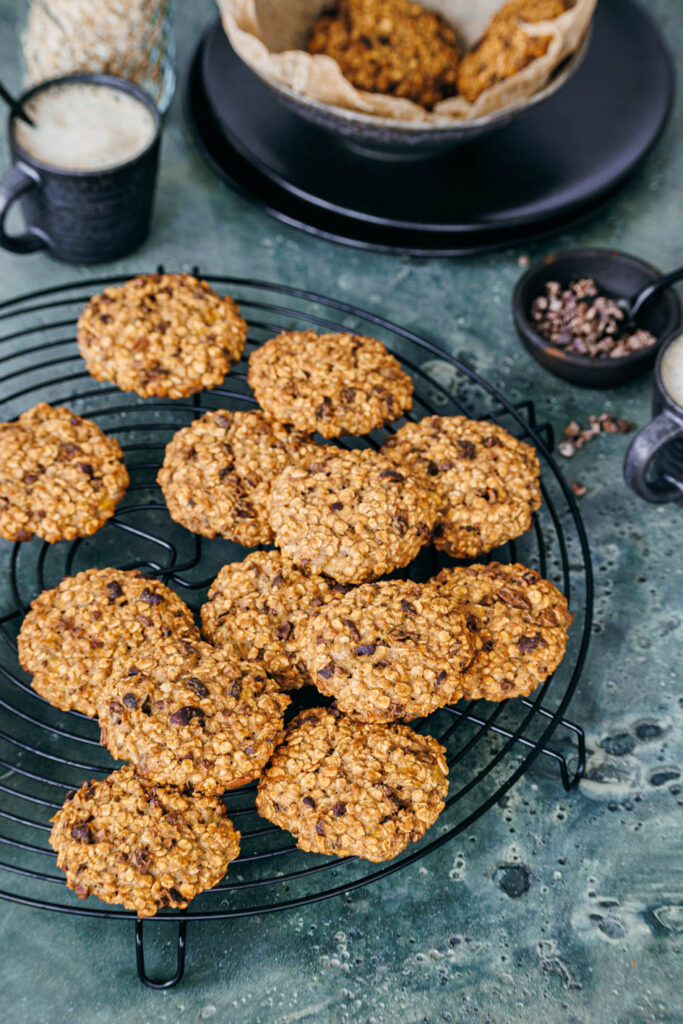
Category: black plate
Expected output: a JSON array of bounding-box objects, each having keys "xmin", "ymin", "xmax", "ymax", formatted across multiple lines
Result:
[{"xmin": 185, "ymin": 0, "xmax": 674, "ymax": 255}]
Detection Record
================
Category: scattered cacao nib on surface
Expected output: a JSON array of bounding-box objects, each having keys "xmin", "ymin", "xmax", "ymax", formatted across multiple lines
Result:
[
  {"xmin": 531, "ymin": 278, "xmax": 657, "ymax": 358},
  {"xmin": 572, "ymin": 481, "xmax": 587, "ymax": 497},
  {"xmin": 558, "ymin": 413, "xmax": 635, "ymax": 458}
]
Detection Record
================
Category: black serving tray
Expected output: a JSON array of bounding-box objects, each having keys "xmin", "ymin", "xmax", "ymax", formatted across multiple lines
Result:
[{"xmin": 185, "ymin": 0, "xmax": 674, "ymax": 256}]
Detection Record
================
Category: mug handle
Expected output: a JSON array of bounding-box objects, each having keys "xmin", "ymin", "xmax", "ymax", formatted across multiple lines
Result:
[
  {"xmin": 0, "ymin": 162, "xmax": 49, "ymax": 253},
  {"xmin": 624, "ymin": 409, "xmax": 683, "ymax": 503}
]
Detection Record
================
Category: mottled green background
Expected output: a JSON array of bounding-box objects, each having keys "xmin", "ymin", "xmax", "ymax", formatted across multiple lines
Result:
[{"xmin": 0, "ymin": 1, "xmax": 681, "ymax": 1022}]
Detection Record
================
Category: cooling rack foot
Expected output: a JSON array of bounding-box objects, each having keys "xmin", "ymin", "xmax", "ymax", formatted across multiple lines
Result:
[{"xmin": 135, "ymin": 918, "xmax": 187, "ymax": 988}]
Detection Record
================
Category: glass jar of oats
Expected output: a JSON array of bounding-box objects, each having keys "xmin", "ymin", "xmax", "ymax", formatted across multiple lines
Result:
[{"xmin": 21, "ymin": 0, "xmax": 175, "ymax": 113}]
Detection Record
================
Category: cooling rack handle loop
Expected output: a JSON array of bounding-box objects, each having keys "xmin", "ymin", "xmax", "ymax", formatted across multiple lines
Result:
[{"xmin": 135, "ymin": 917, "xmax": 187, "ymax": 989}]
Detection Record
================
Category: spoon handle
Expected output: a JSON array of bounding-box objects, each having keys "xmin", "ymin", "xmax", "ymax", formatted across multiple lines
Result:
[
  {"xmin": 631, "ymin": 264, "xmax": 683, "ymax": 321},
  {"xmin": 0, "ymin": 81, "xmax": 34, "ymax": 126}
]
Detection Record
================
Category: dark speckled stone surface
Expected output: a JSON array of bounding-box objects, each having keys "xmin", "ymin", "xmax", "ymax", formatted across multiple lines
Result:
[{"xmin": 0, "ymin": 2, "xmax": 681, "ymax": 1021}]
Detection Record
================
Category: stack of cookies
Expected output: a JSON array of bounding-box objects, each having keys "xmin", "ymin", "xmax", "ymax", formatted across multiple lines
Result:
[{"xmin": 5, "ymin": 273, "xmax": 573, "ymax": 917}]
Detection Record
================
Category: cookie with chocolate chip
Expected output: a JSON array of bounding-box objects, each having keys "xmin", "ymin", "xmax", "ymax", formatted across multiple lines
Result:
[
  {"xmin": 297, "ymin": 579, "xmax": 474, "ymax": 721},
  {"xmin": 0, "ymin": 403, "xmax": 129, "ymax": 543},
  {"xmin": 269, "ymin": 447, "xmax": 438, "ymax": 584},
  {"xmin": 307, "ymin": 0, "xmax": 461, "ymax": 110},
  {"xmin": 429, "ymin": 562, "xmax": 573, "ymax": 701},
  {"xmin": 256, "ymin": 707, "xmax": 448, "ymax": 861},
  {"xmin": 77, "ymin": 273, "xmax": 247, "ymax": 398},
  {"xmin": 157, "ymin": 409, "xmax": 318, "ymax": 545},
  {"xmin": 201, "ymin": 550, "xmax": 348, "ymax": 691},
  {"xmin": 18, "ymin": 568, "xmax": 199, "ymax": 717},
  {"xmin": 457, "ymin": 0, "xmax": 569, "ymax": 103},
  {"xmin": 248, "ymin": 330, "xmax": 413, "ymax": 438},
  {"xmin": 97, "ymin": 637, "xmax": 290, "ymax": 794},
  {"xmin": 381, "ymin": 416, "xmax": 541, "ymax": 558},
  {"xmin": 50, "ymin": 765, "xmax": 240, "ymax": 917}
]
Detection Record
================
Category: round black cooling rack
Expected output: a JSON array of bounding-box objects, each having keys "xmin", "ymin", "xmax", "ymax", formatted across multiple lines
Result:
[{"xmin": 0, "ymin": 270, "xmax": 592, "ymax": 987}]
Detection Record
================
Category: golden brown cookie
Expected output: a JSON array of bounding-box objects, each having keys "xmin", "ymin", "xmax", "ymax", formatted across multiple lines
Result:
[
  {"xmin": 457, "ymin": 0, "xmax": 569, "ymax": 102},
  {"xmin": 157, "ymin": 409, "xmax": 318, "ymax": 545},
  {"xmin": 50, "ymin": 765, "xmax": 240, "ymax": 917},
  {"xmin": 248, "ymin": 330, "xmax": 413, "ymax": 439},
  {"xmin": 297, "ymin": 579, "xmax": 474, "ymax": 721},
  {"xmin": 307, "ymin": 0, "xmax": 460, "ymax": 109},
  {"xmin": 429, "ymin": 562, "xmax": 573, "ymax": 701},
  {"xmin": 97, "ymin": 637, "xmax": 290, "ymax": 794},
  {"xmin": 256, "ymin": 707, "xmax": 448, "ymax": 861},
  {"xmin": 77, "ymin": 273, "xmax": 247, "ymax": 398},
  {"xmin": 201, "ymin": 550, "xmax": 349, "ymax": 692},
  {"xmin": 269, "ymin": 447, "xmax": 438, "ymax": 584},
  {"xmin": 381, "ymin": 416, "xmax": 541, "ymax": 558},
  {"xmin": 18, "ymin": 568, "xmax": 199, "ymax": 717},
  {"xmin": 0, "ymin": 403, "xmax": 128, "ymax": 543}
]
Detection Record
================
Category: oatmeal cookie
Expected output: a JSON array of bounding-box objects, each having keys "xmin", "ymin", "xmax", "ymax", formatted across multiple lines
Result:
[
  {"xmin": 77, "ymin": 273, "xmax": 247, "ymax": 398},
  {"xmin": 18, "ymin": 567, "xmax": 199, "ymax": 717},
  {"xmin": 381, "ymin": 416, "xmax": 541, "ymax": 558},
  {"xmin": 429, "ymin": 562, "xmax": 573, "ymax": 701},
  {"xmin": 269, "ymin": 447, "xmax": 438, "ymax": 584},
  {"xmin": 98, "ymin": 637, "xmax": 290, "ymax": 794},
  {"xmin": 50, "ymin": 765, "xmax": 240, "ymax": 917},
  {"xmin": 248, "ymin": 330, "xmax": 413, "ymax": 438},
  {"xmin": 256, "ymin": 707, "xmax": 448, "ymax": 861},
  {"xmin": 201, "ymin": 550, "xmax": 348, "ymax": 692},
  {"xmin": 157, "ymin": 409, "xmax": 317, "ymax": 545},
  {"xmin": 298, "ymin": 580, "xmax": 474, "ymax": 721},
  {"xmin": 307, "ymin": 0, "xmax": 460, "ymax": 109},
  {"xmin": 458, "ymin": 0, "xmax": 570, "ymax": 102},
  {"xmin": 0, "ymin": 403, "xmax": 128, "ymax": 544}
]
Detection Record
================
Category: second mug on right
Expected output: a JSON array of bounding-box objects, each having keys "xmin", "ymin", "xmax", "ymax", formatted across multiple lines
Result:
[{"xmin": 624, "ymin": 331, "xmax": 683, "ymax": 503}]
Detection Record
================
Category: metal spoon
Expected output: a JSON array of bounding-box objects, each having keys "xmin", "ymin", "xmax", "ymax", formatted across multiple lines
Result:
[
  {"xmin": 618, "ymin": 263, "xmax": 683, "ymax": 324},
  {"xmin": 0, "ymin": 80, "xmax": 34, "ymax": 126}
]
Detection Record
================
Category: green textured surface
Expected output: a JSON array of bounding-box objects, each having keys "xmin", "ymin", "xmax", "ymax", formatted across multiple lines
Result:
[{"xmin": 0, "ymin": 1, "xmax": 681, "ymax": 1022}]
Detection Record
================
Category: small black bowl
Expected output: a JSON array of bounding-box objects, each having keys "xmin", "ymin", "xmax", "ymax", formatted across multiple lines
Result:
[{"xmin": 512, "ymin": 248, "xmax": 682, "ymax": 388}]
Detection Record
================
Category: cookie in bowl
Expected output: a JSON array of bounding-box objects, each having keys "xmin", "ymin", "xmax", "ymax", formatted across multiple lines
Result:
[
  {"xmin": 458, "ymin": 0, "xmax": 570, "ymax": 102},
  {"xmin": 308, "ymin": 0, "xmax": 461, "ymax": 109}
]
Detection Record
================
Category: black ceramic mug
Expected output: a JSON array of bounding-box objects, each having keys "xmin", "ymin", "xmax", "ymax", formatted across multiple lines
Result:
[
  {"xmin": 0, "ymin": 73, "xmax": 161, "ymax": 264},
  {"xmin": 624, "ymin": 330, "xmax": 683, "ymax": 503}
]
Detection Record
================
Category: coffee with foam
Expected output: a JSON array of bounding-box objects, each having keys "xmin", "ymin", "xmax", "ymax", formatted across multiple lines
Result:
[
  {"xmin": 660, "ymin": 332, "xmax": 683, "ymax": 410},
  {"xmin": 14, "ymin": 82, "xmax": 156, "ymax": 173}
]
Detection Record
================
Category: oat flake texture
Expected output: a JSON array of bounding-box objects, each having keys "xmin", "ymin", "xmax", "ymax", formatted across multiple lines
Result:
[
  {"xmin": 429, "ymin": 562, "xmax": 573, "ymax": 700},
  {"xmin": 0, "ymin": 403, "xmax": 129, "ymax": 544},
  {"xmin": 202, "ymin": 550, "xmax": 349, "ymax": 691},
  {"xmin": 18, "ymin": 567, "xmax": 199, "ymax": 717},
  {"xmin": 381, "ymin": 415, "xmax": 541, "ymax": 558},
  {"xmin": 256, "ymin": 707, "xmax": 449, "ymax": 862},
  {"xmin": 248, "ymin": 330, "xmax": 413, "ymax": 438},
  {"xmin": 77, "ymin": 273, "xmax": 247, "ymax": 398},
  {"xmin": 269, "ymin": 446, "xmax": 438, "ymax": 584},
  {"xmin": 98, "ymin": 637, "xmax": 290, "ymax": 794},
  {"xmin": 50, "ymin": 765, "xmax": 241, "ymax": 917},
  {"xmin": 298, "ymin": 579, "xmax": 475, "ymax": 721},
  {"xmin": 157, "ymin": 408, "xmax": 319, "ymax": 545}
]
